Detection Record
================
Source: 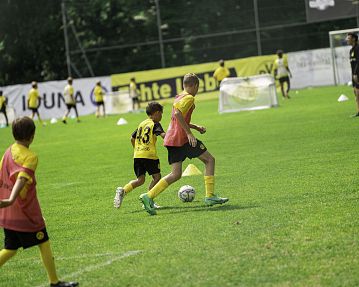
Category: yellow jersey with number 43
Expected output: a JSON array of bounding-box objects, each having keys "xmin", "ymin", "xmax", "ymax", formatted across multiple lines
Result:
[{"xmin": 132, "ymin": 119, "xmax": 164, "ymax": 160}]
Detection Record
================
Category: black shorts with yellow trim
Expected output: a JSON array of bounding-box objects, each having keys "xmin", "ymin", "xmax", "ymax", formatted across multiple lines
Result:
[
  {"xmin": 134, "ymin": 158, "xmax": 160, "ymax": 177},
  {"xmin": 66, "ymin": 103, "xmax": 77, "ymax": 110},
  {"xmin": 28, "ymin": 107, "xmax": 38, "ymax": 113},
  {"xmin": 3, "ymin": 227, "xmax": 49, "ymax": 250},
  {"xmin": 278, "ymin": 76, "xmax": 290, "ymax": 84},
  {"xmin": 166, "ymin": 139, "xmax": 207, "ymax": 165}
]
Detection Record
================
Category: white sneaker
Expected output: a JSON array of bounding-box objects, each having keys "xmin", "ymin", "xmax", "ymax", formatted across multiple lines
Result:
[{"xmin": 114, "ymin": 187, "xmax": 125, "ymax": 208}]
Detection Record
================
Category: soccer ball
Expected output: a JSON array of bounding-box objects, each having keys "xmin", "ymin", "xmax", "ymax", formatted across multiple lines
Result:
[{"xmin": 178, "ymin": 185, "xmax": 195, "ymax": 202}]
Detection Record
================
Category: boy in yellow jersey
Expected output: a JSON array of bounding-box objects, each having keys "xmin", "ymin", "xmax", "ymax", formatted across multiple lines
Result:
[
  {"xmin": 62, "ymin": 77, "xmax": 80, "ymax": 124},
  {"xmin": 114, "ymin": 102, "xmax": 165, "ymax": 209},
  {"xmin": 27, "ymin": 81, "xmax": 44, "ymax": 125},
  {"xmin": 129, "ymin": 78, "xmax": 140, "ymax": 111},
  {"xmin": 273, "ymin": 50, "xmax": 292, "ymax": 99},
  {"xmin": 0, "ymin": 117, "xmax": 78, "ymax": 287},
  {"xmin": 94, "ymin": 81, "xmax": 106, "ymax": 117},
  {"xmin": 0, "ymin": 90, "xmax": 9, "ymax": 127},
  {"xmin": 213, "ymin": 59, "xmax": 230, "ymax": 87},
  {"xmin": 140, "ymin": 73, "xmax": 228, "ymax": 215}
]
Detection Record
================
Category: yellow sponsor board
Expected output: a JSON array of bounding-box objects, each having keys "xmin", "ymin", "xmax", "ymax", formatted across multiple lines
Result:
[{"xmin": 111, "ymin": 54, "xmax": 279, "ymax": 102}]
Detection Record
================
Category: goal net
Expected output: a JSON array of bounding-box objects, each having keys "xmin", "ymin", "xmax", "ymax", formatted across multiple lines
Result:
[
  {"xmin": 329, "ymin": 28, "xmax": 359, "ymax": 85},
  {"xmin": 219, "ymin": 74, "xmax": 278, "ymax": 114},
  {"xmin": 104, "ymin": 90, "xmax": 132, "ymax": 114}
]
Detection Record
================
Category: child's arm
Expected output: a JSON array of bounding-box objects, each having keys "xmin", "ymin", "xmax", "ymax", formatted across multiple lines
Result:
[
  {"xmin": 189, "ymin": 124, "xmax": 206, "ymax": 134},
  {"xmin": 174, "ymin": 108, "xmax": 197, "ymax": 147},
  {"xmin": 131, "ymin": 129, "xmax": 137, "ymax": 147},
  {"xmin": 0, "ymin": 177, "xmax": 28, "ymax": 208}
]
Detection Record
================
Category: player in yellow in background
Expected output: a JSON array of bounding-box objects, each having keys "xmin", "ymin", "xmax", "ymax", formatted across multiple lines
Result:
[
  {"xmin": 94, "ymin": 81, "xmax": 106, "ymax": 118},
  {"xmin": 0, "ymin": 91, "xmax": 9, "ymax": 127},
  {"xmin": 27, "ymin": 81, "xmax": 44, "ymax": 125},
  {"xmin": 273, "ymin": 50, "xmax": 292, "ymax": 99},
  {"xmin": 62, "ymin": 77, "xmax": 80, "ymax": 124},
  {"xmin": 213, "ymin": 59, "xmax": 230, "ymax": 87},
  {"xmin": 140, "ymin": 73, "xmax": 229, "ymax": 216},
  {"xmin": 129, "ymin": 77, "xmax": 140, "ymax": 111},
  {"xmin": 114, "ymin": 102, "xmax": 165, "ymax": 209},
  {"xmin": 0, "ymin": 117, "xmax": 79, "ymax": 287}
]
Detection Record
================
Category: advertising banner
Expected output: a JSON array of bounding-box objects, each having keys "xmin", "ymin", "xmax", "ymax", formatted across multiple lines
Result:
[
  {"xmin": 111, "ymin": 55, "xmax": 277, "ymax": 103},
  {"xmin": 1, "ymin": 77, "xmax": 111, "ymax": 120}
]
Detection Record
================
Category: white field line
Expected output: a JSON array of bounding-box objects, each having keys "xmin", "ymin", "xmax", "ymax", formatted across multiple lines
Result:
[{"xmin": 36, "ymin": 250, "xmax": 142, "ymax": 287}]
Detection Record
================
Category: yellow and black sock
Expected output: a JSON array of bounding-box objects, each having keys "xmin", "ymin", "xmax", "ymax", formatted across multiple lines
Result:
[
  {"xmin": 123, "ymin": 183, "xmax": 134, "ymax": 194},
  {"xmin": 204, "ymin": 176, "xmax": 215, "ymax": 198},
  {"xmin": 39, "ymin": 241, "xmax": 59, "ymax": 284},
  {"xmin": 148, "ymin": 178, "xmax": 169, "ymax": 199}
]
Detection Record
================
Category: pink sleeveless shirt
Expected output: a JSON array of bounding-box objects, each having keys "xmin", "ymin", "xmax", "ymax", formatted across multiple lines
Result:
[
  {"xmin": 164, "ymin": 93, "xmax": 195, "ymax": 147},
  {"xmin": 0, "ymin": 147, "xmax": 45, "ymax": 232}
]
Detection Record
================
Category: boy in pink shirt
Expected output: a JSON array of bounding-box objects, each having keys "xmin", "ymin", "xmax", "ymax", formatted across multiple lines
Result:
[
  {"xmin": 0, "ymin": 117, "xmax": 78, "ymax": 287},
  {"xmin": 140, "ymin": 73, "xmax": 228, "ymax": 215}
]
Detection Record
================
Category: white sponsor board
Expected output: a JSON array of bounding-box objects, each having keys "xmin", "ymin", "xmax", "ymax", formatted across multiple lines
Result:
[
  {"xmin": 288, "ymin": 46, "xmax": 351, "ymax": 89},
  {"xmin": 1, "ymin": 76, "xmax": 111, "ymax": 120}
]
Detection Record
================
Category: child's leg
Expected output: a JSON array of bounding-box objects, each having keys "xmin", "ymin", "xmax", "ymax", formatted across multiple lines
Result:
[
  {"xmin": 198, "ymin": 151, "xmax": 215, "ymax": 197},
  {"xmin": 124, "ymin": 175, "xmax": 145, "ymax": 194},
  {"xmin": 102, "ymin": 104, "xmax": 106, "ymax": 117},
  {"xmin": 280, "ymin": 82, "xmax": 285, "ymax": 98},
  {"xmin": 148, "ymin": 173, "xmax": 161, "ymax": 190},
  {"xmin": 3, "ymin": 110, "xmax": 9, "ymax": 126},
  {"xmin": 0, "ymin": 249, "xmax": 17, "ymax": 266},
  {"xmin": 38, "ymin": 240, "xmax": 59, "ymax": 284},
  {"xmin": 147, "ymin": 162, "xmax": 182, "ymax": 199}
]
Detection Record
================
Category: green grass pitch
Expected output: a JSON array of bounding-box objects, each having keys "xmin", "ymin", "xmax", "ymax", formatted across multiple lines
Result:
[{"xmin": 0, "ymin": 85, "xmax": 358, "ymax": 287}]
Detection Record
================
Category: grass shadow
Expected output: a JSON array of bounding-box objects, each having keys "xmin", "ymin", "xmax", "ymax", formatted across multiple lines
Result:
[{"xmin": 129, "ymin": 203, "xmax": 259, "ymax": 214}]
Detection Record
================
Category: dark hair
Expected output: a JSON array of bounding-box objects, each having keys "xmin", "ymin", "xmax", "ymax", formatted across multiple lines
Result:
[
  {"xmin": 276, "ymin": 49, "xmax": 284, "ymax": 56},
  {"xmin": 348, "ymin": 32, "xmax": 358, "ymax": 42},
  {"xmin": 183, "ymin": 73, "xmax": 199, "ymax": 87},
  {"xmin": 12, "ymin": 117, "xmax": 36, "ymax": 141},
  {"xmin": 219, "ymin": 59, "xmax": 225, "ymax": 67},
  {"xmin": 146, "ymin": 102, "xmax": 163, "ymax": 115},
  {"xmin": 131, "ymin": 77, "xmax": 136, "ymax": 81}
]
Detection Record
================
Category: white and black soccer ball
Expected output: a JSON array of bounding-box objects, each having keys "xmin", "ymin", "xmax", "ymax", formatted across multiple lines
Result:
[{"xmin": 178, "ymin": 185, "xmax": 195, "ymax": 202}]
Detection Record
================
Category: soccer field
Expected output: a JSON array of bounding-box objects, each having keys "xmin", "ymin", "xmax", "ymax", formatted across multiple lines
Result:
[{"xmin": 0, "ymin": 85, "xmax": 358, "ymax": 287}]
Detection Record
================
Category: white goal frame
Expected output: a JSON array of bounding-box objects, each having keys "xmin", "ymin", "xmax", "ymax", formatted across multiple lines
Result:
[
  {"xmin": 329, "ymin": 27, "xmax": 359, "ymax": 86},
  {"xmin": 219, "ymin": 74, "xmax": 278, "ymax": 114},
  {"xmin": 104, "ymin": 90, "xmax": 132, "ymax": 114}
]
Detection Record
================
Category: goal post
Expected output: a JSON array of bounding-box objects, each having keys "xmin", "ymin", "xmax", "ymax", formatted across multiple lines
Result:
[
  {"xmin": 219, "ymin": 74, "xmax": 278, "ymax": 114},
  {"xmin": 329, "ymin": 27, "xmax": 359, "ymax": 86}
]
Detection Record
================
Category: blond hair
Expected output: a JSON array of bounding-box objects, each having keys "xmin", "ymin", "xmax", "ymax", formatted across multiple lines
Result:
[{"xmin": 183, "ymin": 73, "xmax": 199, "ymax": 87}]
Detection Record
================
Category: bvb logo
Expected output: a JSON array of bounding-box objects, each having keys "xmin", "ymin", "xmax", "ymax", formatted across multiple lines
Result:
[{"xmin": 36, "ymin": 232, "xmax": 44, "ymax": 240}]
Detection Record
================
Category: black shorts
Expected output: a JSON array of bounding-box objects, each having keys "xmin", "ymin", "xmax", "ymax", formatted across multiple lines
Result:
[
  {"xmin": 166, "ymin": 140, "xmax": 207, "ymax": 165},
  {"xmin": 352, "ymin": 76, "xmax": 359, "ymax": 89},
  {"xmin": 66, "ymin": 103, "xmax": 76, "ymax": 110},
  {"xmin": 0, "ymin": 106, "xmax": 6, "ymax": 113},
  {"xmin": 3, "ymin": 227, "xmax": 49, "ymax": 250},
  {"xmin": 28, "ymin": 107, "xmax": 38, "ymax": 113},
  {"xmin": 134, "ymin": 158, "xmax": 160, "ymax": 177},
  {"xmin": 279, "ymin": 76, "xmax": 290, "ymax": 84},
  {"xmin": 132, "ymin": 97, "xmax": 140, "ymax": 103},
  {"xmin": 96, "ymin": 101, "xmax": 104, "ymax": 106}
]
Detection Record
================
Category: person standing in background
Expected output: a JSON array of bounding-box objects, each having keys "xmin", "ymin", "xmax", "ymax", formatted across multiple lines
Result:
[{"xmin": 213, "ymin": 59, "xmax": 230, "ymax": 88}]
